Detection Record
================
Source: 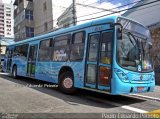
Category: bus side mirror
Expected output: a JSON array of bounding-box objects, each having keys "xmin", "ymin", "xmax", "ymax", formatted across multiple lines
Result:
[{"xmin": 117, "ymin": 28, "xmax": 122, "ymax": 40}]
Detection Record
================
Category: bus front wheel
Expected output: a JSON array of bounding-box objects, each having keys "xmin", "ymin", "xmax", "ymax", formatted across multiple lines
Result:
[
  {"xmin": 12, "ymin": 66, "xmax": 18, "ymax": 79},
  {"xmin": 59, "ymin": 71, "xmax": 76, "ymax": 94}
]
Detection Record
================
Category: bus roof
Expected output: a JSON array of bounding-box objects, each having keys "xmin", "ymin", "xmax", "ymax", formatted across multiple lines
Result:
[
  {"xmin": 9, "ymin": 15, "xmax": 148, "ymax": 47},
  {"xmin": 9, "ymin": 15, "xmax": 119, "ymax": 47}
]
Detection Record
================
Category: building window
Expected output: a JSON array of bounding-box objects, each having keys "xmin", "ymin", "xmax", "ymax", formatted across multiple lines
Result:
[
  {"xmin": 43, "ymin": 2, "xmax": 47, "ymax": 11},
  {"xmin": 7, "ymin": 29, "xmax": 11, "ymax": 31},
  {"xmin": 26, "ymin": 27, "xmax": 34, "ymax": 37},
  {"xmin": 25, "ymin": 10, "xmax": 33, "ymax": 20},
  {"xmin": 44, "ymin": 22, "xmax": 48, "ymax": 31},
  {"xmin": 6, "ymin": 7, "xmax": 11, "ymax": 10},
  {"xmin": 7, "ymin": 25, "xmax": 11, "ymax": 27},
  {"xmin": 6, "ymin": 14, "xmax": 11, "ymax": 17},
  {"xmin": 6, "ymin": 21, "xmax": 11, "ymax": 24}
]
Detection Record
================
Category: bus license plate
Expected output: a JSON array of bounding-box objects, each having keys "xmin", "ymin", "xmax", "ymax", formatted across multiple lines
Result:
[{"xmin": 137, "ymin": 87, "xmax": 144, "ymax": 92}]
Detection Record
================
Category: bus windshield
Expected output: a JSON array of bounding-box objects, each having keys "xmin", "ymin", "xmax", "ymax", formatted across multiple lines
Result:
[{"xmin": 117, "ymin": 17, "xmax": 153, "ymax": 72}]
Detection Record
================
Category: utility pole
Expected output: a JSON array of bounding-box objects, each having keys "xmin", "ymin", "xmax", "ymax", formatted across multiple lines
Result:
[{"xmin": 73, "ymin": 0, "xmax": 77, "ymax": 25}]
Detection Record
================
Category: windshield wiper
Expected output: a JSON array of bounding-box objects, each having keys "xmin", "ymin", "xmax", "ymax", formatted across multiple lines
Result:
[
  {"xmin": 127, "ymin": 32, "xmax": 135, "ymax": 47},
  {"xmin": 127, "ymin": 32, "xmax": 141, "ymax": 63},
  {"xmin": 127, "ymin": 32, "xmax": 139, "ymax": 51}
]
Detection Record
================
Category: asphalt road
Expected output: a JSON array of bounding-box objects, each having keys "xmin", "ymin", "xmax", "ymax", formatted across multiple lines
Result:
[{"xmin": 0, "ymin": 73, "xmax": 159, "ymax": 118}]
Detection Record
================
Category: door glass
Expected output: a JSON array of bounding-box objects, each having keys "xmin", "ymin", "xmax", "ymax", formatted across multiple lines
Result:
[
  {"xmin": 7, "ymin": 50, "xmax": 13, "ymax": 71},
  {"xmin": 86, "ymin": 65, "xmax": 96, "ymax": 84},
  {"xmin": 86, "ymin": 34, "xmax": 99, "ymax": 84},
  {"xmin": 100, "ymin": 32, "xmax": 113, "ymax": 64},
  {"xmin": 28, "ymin": 45, "xmax": 37, "ymax": 75},
  {"xmin": 88, "ymin": 35, "xmax": 99, "ymax": 61},
  {"xmin": 99, "ymin": 31, "xmax": 113, "ymax": 86},
  {"xmin": 29, "ymin": 46, "xmax": 36, "ymax": 61},
  {"xmin": 99, "ymin": 66, "xmax": 111, "ymax": 86}
]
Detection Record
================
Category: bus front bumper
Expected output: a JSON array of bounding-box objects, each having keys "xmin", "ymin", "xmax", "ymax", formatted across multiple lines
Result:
[{"xmin": 111, "ymin": 76, "xmax": 155, "ymax": 95}]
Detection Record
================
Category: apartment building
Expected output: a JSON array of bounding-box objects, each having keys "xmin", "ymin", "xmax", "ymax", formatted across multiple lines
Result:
[
  {"xmin": 0, "ymin": 1, "xmax": 14, "ymax": 38},
  {"xmin": 14, "ymin": 0, "xmax": 71, "ymax": 41},
  {"xmin": 0, "ymin": 0, "xmax": 14, "ymax": 59},
  {"xmin": 34, "ymin": 0, "xmax": 54, "ymax": 36},
  {"xmin": 14, "ymin": 0, "xmax": 34, "ymax": 42}
]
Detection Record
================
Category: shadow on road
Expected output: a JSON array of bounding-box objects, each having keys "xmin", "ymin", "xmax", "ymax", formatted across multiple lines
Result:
[{"xmin": 0, "ymin": 74, "xmax": 146, "ymax": 109}]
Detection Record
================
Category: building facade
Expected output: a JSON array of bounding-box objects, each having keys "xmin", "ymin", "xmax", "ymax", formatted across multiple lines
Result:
[
  {"xmin": 14, "ymin": 0, "xmax": 72, "ymax": 41},
  {"xmin": 0, "ymin": 1, "xmax": 14, "ymax": 38},
  {"xmin": 33, "ymin": 0, "xmax": 54, "ymax": 36},
  {"xmin": 14, "ymin": 0, "xmax": 34, "ymax": 42},
  {"xmin": 0, "ymin": 0, "xmax": 14, "ymax": 60}
]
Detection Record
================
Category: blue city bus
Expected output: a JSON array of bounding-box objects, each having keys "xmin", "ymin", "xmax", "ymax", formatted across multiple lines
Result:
[{"xmin": 3, "ymin": 15, "xmax": 155, "ymax": 94}]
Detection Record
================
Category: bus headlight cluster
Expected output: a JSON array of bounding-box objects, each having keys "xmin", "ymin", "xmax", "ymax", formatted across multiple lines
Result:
[{"xmin": 114, "ymin": 68, "xmax": 129, "ymax": 83}]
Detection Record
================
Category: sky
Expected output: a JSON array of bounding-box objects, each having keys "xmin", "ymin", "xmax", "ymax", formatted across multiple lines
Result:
[
  {"xmin": 2, "ymin": 0, "xmax": 139, "ymax": 6},
  {"xmin": 1, "ymin": 0, "xmax": 140, "ymax": 26},
  {"xmin": 2, "ymin": 0, "xmax": 14, "ymax": 4}
]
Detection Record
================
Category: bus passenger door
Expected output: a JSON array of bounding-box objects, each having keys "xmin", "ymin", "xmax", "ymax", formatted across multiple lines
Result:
[
  {"xmin": 85, "ymin": 33, "xmax": 100, "ymax": 89},
  {"xmin": 85, "ymin": 31, "xmax": 113, "ymax": 92},
  {"xmin": 27, "ymin": 45, "xmax": 38, "ymax": 77},
  {"xmin": 5, "ymin": 49, "xmax": 12, "ymax": 72}
]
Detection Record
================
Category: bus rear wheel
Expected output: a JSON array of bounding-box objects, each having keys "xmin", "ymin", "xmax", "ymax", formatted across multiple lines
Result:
[
  {"xmin": 12, "ymin": 66, "xmax": 18, "ymax": 79},
  {"xmin": 59, "ymin": 71, "xmax": 76, "ymax": 94}
]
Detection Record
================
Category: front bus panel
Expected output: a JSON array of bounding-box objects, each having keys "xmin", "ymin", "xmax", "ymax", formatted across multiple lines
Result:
[{"xmin": 111, "ymin": 17, "xmax": 155, "ymax": 95}]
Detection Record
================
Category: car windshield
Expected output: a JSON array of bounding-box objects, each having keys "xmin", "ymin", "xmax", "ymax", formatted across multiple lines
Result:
[{"xmin": 117, "ymin": 31, "xmax": 153, "ymax": 72}]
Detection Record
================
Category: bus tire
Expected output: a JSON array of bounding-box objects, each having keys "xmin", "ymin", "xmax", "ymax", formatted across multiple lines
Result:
[
  {"xmin": 12, "ymin": 66, "xmax": 18, "ymax": 79},
  {"xmin": 59, "ymin": 71, "xmax": 76, "ymax": 94}
]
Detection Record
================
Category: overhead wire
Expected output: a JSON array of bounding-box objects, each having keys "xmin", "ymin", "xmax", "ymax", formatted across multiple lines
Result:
[
  {"xmin": 77, "ymin": 0, "xmax": 160, "ymax": 22},
  {"xmin": 33, "ymin": 0, "xmax": 160, "ymax": 36},
  {"xmin": 77, "ymin": 0, "xmax": 142, "ymax": 18}
]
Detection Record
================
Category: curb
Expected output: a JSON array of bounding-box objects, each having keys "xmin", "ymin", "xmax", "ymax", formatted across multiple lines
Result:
[{"xmin": 130, "ymin": 94, "xmax": 160, "ymax": 102}]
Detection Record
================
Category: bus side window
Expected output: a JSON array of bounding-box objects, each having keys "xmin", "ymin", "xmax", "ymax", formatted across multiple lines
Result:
[
  {"xmin": 13, "ymin": 45, "xmax": 28, "ymax": 60},
  {"xmin": 53, "ymin": 35, "xmax": 70, "ymax": 61},
  {"xmin": 100, "ymin": 32, "xmax": 113, "ymax": 64},
  {"xmin": 20, "ymin": 44, "xmax": 28, "ymax": 61},
  {"xmin": 38, "ymin": 39, "xmax": 52, "ymax": 61},
  {"xmin": 70, "ymin": 31, "xmax": 85, "ymax": 61},
  {"xmin": 14, "ymin": 46, "xmax": 20, "ymax": 57}
]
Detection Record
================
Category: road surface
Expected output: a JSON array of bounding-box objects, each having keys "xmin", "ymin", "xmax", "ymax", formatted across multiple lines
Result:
[{"xmin": 0, "ymin": 73, "xmax": 159, "ymax": 118}]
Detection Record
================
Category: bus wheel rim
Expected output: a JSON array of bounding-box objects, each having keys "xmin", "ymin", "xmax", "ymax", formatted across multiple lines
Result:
[{"xmin": 63, "ymin": 78, "xmax": 73, "ymax": 89}]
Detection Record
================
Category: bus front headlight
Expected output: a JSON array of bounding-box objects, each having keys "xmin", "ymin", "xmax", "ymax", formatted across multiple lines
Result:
[{"xmin": 114, "ymin": 68, "xmax": 129, "ymax": 83}]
